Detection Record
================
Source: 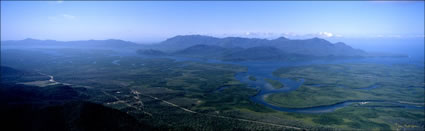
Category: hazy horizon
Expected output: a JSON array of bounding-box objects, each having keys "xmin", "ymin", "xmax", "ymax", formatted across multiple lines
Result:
[
  {"xmin": 1, "ymin": 1, "xmax": 424, "ymax": 43},
  {"xmin": 1, "ymin": 1, "xmax": 424, "ymax": 58},
  {"xmin": 2, "ymin": 34, "xmax": 423, "ymax": 60}
]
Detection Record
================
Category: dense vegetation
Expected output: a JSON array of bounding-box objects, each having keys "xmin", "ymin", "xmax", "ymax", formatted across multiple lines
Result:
[
  {"xmin": 0, "ymin": 49, "xmax": 316, "ymax": 130},
  {"xmin": 265, "ymin": 64, "xmax": 424, "ymax": 130},
  {"xmin": 1, "ymin": 46, "xmax": 423, "ymax": 130},
  {"xmin": 269, "ymin": 64, "xmax": 424, "ymax": 107}
]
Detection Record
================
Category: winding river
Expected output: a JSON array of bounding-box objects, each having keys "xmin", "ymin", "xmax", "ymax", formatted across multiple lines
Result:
[{"xmin": 163, "ymin": 56, "xmax": 425, "ymax": 113}]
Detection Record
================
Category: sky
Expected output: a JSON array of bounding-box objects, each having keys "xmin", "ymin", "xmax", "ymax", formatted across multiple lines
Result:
[{"xmin": 1, "ymin": 1, "xmax": 424, "ymax": 43}]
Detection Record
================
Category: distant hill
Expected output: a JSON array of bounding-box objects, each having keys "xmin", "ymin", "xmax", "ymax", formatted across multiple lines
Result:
[
  {"xmin": 1, "ymin": 66, "xmax": 50, "ymax": 83},
  {"xmin": 148, "ymin": 35, "xmax": 373, "ymax": 61},
  {"xmin": 154, "ymin": 35, "xmax": 221, "ymax": 51},
  {"xmin": 155, "ymin": 35, "xmax": 367, "ymax": 57},
  {"xmin": 174, "ymin": 44, "xmax": 234, "ymax": 58},
  {"xmin": 172, "ymin": 45, "xmax": 313, "ymax": 61},
  {"xmin": 272, "ymin": 38, "xmax": 366, "ymax": 57},
  {"xmin": 2, "ymin": 36, "xmax": 406, "ymax": 60},
  {"xmin": 222, "ymin": 46, "xmax": 290, "ymax": 61},
  {"xmin": 136, "ymin": 49, "xmax": 167, "ymax": 56},
  {"xmin": 1, "ymin": 38, "xmax": 142, "ymax": 49}
]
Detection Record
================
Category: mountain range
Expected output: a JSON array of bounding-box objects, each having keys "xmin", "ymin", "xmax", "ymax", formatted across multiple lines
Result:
[
  {"xmin": 154, "ymin": 35, "xmax": 367, "ymax": 57},
  {"xmin": 138, "ymin": 35, "xmax": 375, "ymax": 61},
  {"xmin": 2, "ymin": 35, "xmax": 406, "ymax": 61}
]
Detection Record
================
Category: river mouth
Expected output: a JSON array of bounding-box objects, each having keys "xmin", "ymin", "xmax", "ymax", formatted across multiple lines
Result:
[
  {"xmin": 232, "ymin": 63, "xmax": 424, "ymax": 113},
  {"xmin": 162, "ymin": 55, "xmax": 425, "ymax": 113}
]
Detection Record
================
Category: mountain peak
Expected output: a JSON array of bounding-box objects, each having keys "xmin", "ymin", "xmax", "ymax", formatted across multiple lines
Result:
[
  {"xmin": 305, "ymin": 37, "xmax": 332, "ymax": 44},
  {"xmin": 275, "ymin": 37, "xmax": 289, "ymax": 41},
  {"xmin": 310, "ymin": 37, "xmax": 324, "ymax": 41},
  {"xmin": 169, "ymin": 35, "xmax": 215, "ymax": 40}
]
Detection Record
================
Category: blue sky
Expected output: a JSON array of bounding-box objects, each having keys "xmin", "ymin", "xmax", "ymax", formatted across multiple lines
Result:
[{"xmin": 1, "ymin": 1, "xmax": 424, "ymax": 42}]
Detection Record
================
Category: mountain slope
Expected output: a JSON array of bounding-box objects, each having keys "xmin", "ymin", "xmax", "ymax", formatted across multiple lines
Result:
[
  {"xmin": 223, "ymin": 46, "xmax": 288, "ymax": 61},
  {"xmin": 156, "ymin": 35, "xmax": 367, "ymax": 57},
  {"xmin": 154, "ymin": 35, "xmax": 220, "ymax": 51},
  {"xmin": 0, "ymin": 66, "xmax": 156, "ymax": 131},
  {"xmin": 174, "ymin": 44, "xmax": 233, "ymax": 58},
  {"xmin": 136, "ymin": 49, "xmax": 167, "ymax": 56},
  {"xmin": 272, "ymin": 38, "xmax": 366, "ymax": 56},
  {"xmin": 1, "ymin": 66, "xmax": 50, "ymax": 83}
]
